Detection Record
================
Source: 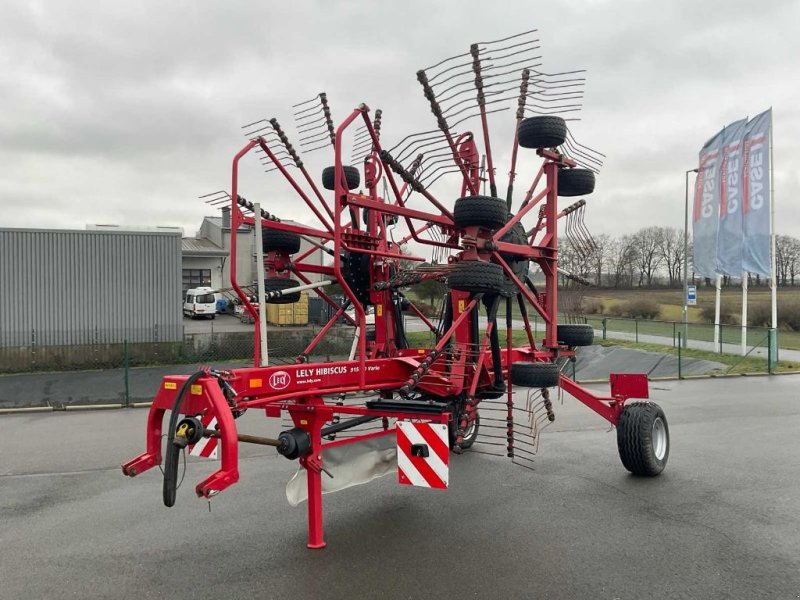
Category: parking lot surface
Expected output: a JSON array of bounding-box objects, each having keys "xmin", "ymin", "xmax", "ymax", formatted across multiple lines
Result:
[{"xmin": 1, "ymin": 375, "xmax": 799, "ymax": 599}]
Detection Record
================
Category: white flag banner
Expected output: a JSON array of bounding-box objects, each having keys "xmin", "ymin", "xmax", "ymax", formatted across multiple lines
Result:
[
  {"xmin": 742, "ymin": 109, "xmax": 772, "ymax": 278},
  {"xmin": 692, "ymin": 128, "xmax": 725, "ymax": 278},
  {"xmin": 715, "ymin": 118, "xmax": 748, "ymax": 276}
]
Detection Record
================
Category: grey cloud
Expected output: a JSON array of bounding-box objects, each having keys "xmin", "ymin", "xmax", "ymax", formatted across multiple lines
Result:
[{"xmin": 0, "ymin": 0, "xmax": 797, "ymax": 240}]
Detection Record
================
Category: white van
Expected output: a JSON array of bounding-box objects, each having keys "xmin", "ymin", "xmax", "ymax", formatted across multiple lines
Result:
[{"xmin": 183, "ymin": 287, "xmax": 217, "ymax": 319}]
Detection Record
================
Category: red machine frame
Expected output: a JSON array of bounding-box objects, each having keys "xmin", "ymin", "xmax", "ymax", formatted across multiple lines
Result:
[{"xmin": 123, "ymin": 104, "xmax": 649, "ymax": 549}]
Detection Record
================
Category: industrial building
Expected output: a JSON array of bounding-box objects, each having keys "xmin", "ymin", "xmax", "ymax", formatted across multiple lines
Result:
[
  {"xmin": 0, "ymin": 226, "xmax": 183, "ymax": 346},
  {"xmin": 180, "ymin": 207, "xmax": 325, "ymax": 294}
]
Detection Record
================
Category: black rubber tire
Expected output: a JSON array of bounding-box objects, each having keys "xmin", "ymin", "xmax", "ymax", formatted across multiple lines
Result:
[
  {"xmin": 448, "ymin": 411, "xmax": 480, "ymax": 450},
  {"xmin": 518, "ymin": 116, "xmax": 567, "ymax": 149},
  {"xmin": 263, "ymin": 229, "xmax": 301, "ymax": 254},
  {"xmin": 616, "ymin": 401, "xmax": 669, "ymax": 476},
  {"xmin": 453, "ymin": 195, "xmax": 508, "ymax": 230},
  {"xmin": 557, "ymin": 324, "xmax": 594, "ymax": 347},
  {"xmin": 500, "ymin": 220, "xmax": 530, "ymax": 280},
  {"xmin": 510, "ymin": 362, "xmax": 560, "ymax": 388},
  {"xmin": 264, "ymin": 277, "xmax": 300, "ymax": 304},
  {"xmin": 448, "ymin": 261, "xmax": 505, "ymax": 294},
  {"xmin": 322, "ymin": 165, "xmax": 360, "ymax": 191},
  {"xmin": 343, "ymin": 251, "xmax": 371, "ymax": 305},
  {"xmin": 558, "ymin": 168, "xmax": 595, "ymax": 197}
]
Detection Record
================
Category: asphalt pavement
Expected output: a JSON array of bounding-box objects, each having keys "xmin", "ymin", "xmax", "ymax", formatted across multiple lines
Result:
[{"xmin": 2, "ymin": 375, "xmax": 799, "ymax": 599}]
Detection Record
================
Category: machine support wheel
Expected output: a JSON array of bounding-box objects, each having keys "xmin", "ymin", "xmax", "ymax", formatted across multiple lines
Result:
[
  {"xmin": 264, "ymin": 277, "xmax": 301, "ymax": 304},
  {"xmin": 322, "ymin": 165, "xmax": 361, "ymax": 191},
  {"xmin": 517, "ymin": 116, "xmax": 567, "ymax": 149},
  {"xmin": 616, "ymin": 401, "xmax": 669, "ymax": 476},
  {"xmin": 556, "ymin": 324, "xmax": 594, "ymax": 347},
  {"xmin": 263, "ymin": 229, "xmax": 301, "ymax": 254},
  {"xmin": 510, "ymin": 362, "xmax": 560, "ymax": 388},
  {"xmin": 557, "ymin": 168, "xmax": 596, "ymax": 197},
  {"xmin": 448, "ymin": 261, "xmax": 505, "ymax": 294},
  {"xmin": 449, "ymin": 410, "xmax": 480, "ymax": 450},
  {"xmin": 453, "ymin": 195, "xmax": 508, "ymax": 230}
]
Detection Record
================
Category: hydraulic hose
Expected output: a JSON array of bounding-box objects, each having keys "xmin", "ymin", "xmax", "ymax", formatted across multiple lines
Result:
[{"xmin": 163, "ymin": 370, "xmax": 207, "ymax": 507}]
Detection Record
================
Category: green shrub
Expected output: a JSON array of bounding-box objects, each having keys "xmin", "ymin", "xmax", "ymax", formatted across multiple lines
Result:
[
  {"xmin": 582, "ymin": 298, "xmax": 604, "ymax": 314},
  {"xmin": 700, "ymin": 305, "xmax": 737, "ymax": 325},
  {"xmin": 750, "ymin": 301, "xmax": 800, "ymax": 331},
  {"xmin": 607, "ymin": 298, "xmax": 661, "ymax": 319}
]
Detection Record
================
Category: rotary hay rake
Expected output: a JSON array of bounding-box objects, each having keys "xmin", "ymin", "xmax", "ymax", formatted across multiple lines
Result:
[{"xmin": 123, "ymin": 29, "xmax": 671, "ymax": 549}]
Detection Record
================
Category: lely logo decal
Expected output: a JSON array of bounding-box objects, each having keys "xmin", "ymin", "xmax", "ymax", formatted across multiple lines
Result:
[{"xmin": 269, "ymin": 371, "xmax": 291, "ymax": 390}]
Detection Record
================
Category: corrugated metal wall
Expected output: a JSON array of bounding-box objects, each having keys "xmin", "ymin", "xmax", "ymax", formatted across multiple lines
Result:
[{"xmin": 0, "ymin": 228, "xmax": 183, "ymax": 346}]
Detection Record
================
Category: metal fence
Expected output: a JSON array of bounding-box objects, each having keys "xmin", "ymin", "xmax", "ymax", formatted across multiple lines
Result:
[{"xmin": 583, "ymin": 316, "xmax": 782, "ymax": 376}]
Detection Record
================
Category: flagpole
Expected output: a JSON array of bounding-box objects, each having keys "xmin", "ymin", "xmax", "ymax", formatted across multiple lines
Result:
[
  {"xmin": 741, "ymin": 272, "xmax": 748, "ymax": 355},
  {"xmin": 714, "ymin": 274, "xmax": 722, "ymax": 348},
  {"xmin": 769, "ymin": 108, "xmax": 777, "ymax": 333}
]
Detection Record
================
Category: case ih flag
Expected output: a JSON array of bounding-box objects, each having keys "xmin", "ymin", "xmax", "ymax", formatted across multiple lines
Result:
[
  {"xmin": 692, "ymin": 128, "xmax": 726, "ymax": 278},
  {"xmin": 742, "ymin": 109, "xmax": 773, "ymax": 278},
  {"xmin": 716, "ymin": 118, "xmax": 748, "ymax": 276},
  {"xmin": 396, "ymin": 421, "xmax": 449, "ymax": 489}
]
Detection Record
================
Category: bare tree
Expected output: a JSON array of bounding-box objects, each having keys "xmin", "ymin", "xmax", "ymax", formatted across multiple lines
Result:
[
  {"xmin": 632, "ymin": 226, "xmax": 664, "ymax": 287},
  {"xmin": 589, "ymin": 233, "xmax": 610, "ymax": 286},
  {"xmin": 608, "ymin": 235, "xmax": 637, "ymax": 288},
  {"xmin": 657, "ymin": 227, "xmax": 684, "ymax": 287},
  {"xmin": 776, "ymin": 235, "xmax": 800, "ymax": 286}
]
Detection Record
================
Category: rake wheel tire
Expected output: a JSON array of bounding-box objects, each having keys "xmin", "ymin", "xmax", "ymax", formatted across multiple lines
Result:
[
  {"xmin": 322, "ymin": 165, "xmax": 360, "ymax": 191},
  {"xmin": 264, "ymin": 277, "xmax": 300, "ymax": 304},
  {"xmin": 616, "ymin": 401, "xmax": 669, "ymax": 476},
  {"xmin": 448, "ymin": 261, "xmax": 505, "ymax": 294},
  {"xmin": 558, "ymin": 168, "xmax": 596, "ymax": 197},
  {"xmin": 453, "ymin": 195, "xmax": 508, "ymax": 231},
  {"xmin": 557, "ymin": 324, "xmax": 594, "ymax": 347},
  {"xmin": 262, "ymin": 229, "xmax": 301, "ymax": 254},
  {"xmin": 510, "ymin": 362, "xmax": 560, "ymax": 388},
  {"xmin": 518, "ymin": 116, "xmax": 567, "ymax": 149}
]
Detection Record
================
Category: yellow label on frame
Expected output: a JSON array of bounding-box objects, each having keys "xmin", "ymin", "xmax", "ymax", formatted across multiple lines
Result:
[
  {"xmin": 250, "ymin": 378, "xmax": 263, "ymax": 388},
  {"xmin": 376, "ymin": 304, "xmax": 383, "ymax": 317},
  {"xmin": 164, "ymin": 382, "xmax": 177, "ymax": 390},
  {"xmin": 190, "ymin": 385, "xmax": 203, "ymax": 396},
  {"xmin": 458, "ymin": 299, "xmax": 466, "ymax": 313}
]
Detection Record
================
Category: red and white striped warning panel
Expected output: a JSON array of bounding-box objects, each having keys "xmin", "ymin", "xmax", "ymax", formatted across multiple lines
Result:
[
  {"xmin": 396, "ymin": 421, "xmax": 449, "ymax": 489},
  {"xmin": 188, "ymin": 415, "xmax": 219, "ymax": 459}
]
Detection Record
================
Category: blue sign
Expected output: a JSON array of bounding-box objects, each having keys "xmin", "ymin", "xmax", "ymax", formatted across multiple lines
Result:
[{"xmin": 687, "ymin": 285, "xmax": 697, "ymax": 306}]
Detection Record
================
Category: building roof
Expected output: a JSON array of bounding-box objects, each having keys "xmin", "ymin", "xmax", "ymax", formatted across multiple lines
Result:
[
  {"xmin": 181, "ymin": 237, "xmax": 227, "ymax": 257},
  {"xmin": 205, "ymin": 216, "xmax": 251, "ymax": 232}
]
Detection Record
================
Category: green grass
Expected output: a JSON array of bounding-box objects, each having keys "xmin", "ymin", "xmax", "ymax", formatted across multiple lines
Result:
[{"xmin": 595, "ymin": 338, "xmax": 799, "ymax": 375}]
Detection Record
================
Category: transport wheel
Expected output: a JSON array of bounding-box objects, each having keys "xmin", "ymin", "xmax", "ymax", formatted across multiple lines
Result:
[
  {"xmin": 557, "ymin": 168, "xmax": 595, "ymax": 197},
  {"xmin": 517, "ymin": 115, "xmax": 567, "ymax": 149},
  {"xmin": 556, "ymin": 324, "xmax": 594, "ymax": 347},
  {"xmin": 453, "ymin": 195, "xmax": 508, "ymax": 230},
  {"xmin": 263, "ymin": 229, "xmax": 301, "ymax": 254},
  {"xmin": 510, "ymin": 362, "xmax": 560, "ymax": 388},
  {"xmin": 448, "ymin": 260, "xmax": 505, "ymax": 294},
  {"xmin": 321, "ymin": 165, "xmax": 361, "ymax": 190},
  {"xmin": 264, "ymin": 277, "xmax": 300, "ymax": 304},
  {"xmin": 617, "ymin": 401, "xmax": 669, "ymax": 476}
]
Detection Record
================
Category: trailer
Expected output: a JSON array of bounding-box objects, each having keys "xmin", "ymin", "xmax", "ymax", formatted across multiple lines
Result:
[{"xmin": 123, "ymin": 29, "xmax": 670, "ymax": 549}]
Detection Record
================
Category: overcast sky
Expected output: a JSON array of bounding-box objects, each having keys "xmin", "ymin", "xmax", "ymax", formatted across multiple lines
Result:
[{"xmin": 1, "ymin": 0, "xmax": 797, "ymax": 241}]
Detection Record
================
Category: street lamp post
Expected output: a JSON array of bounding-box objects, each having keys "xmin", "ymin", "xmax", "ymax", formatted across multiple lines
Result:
[{"xmin": 683, "ymin": 168, "xmax": 699, "ymax": 349}]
